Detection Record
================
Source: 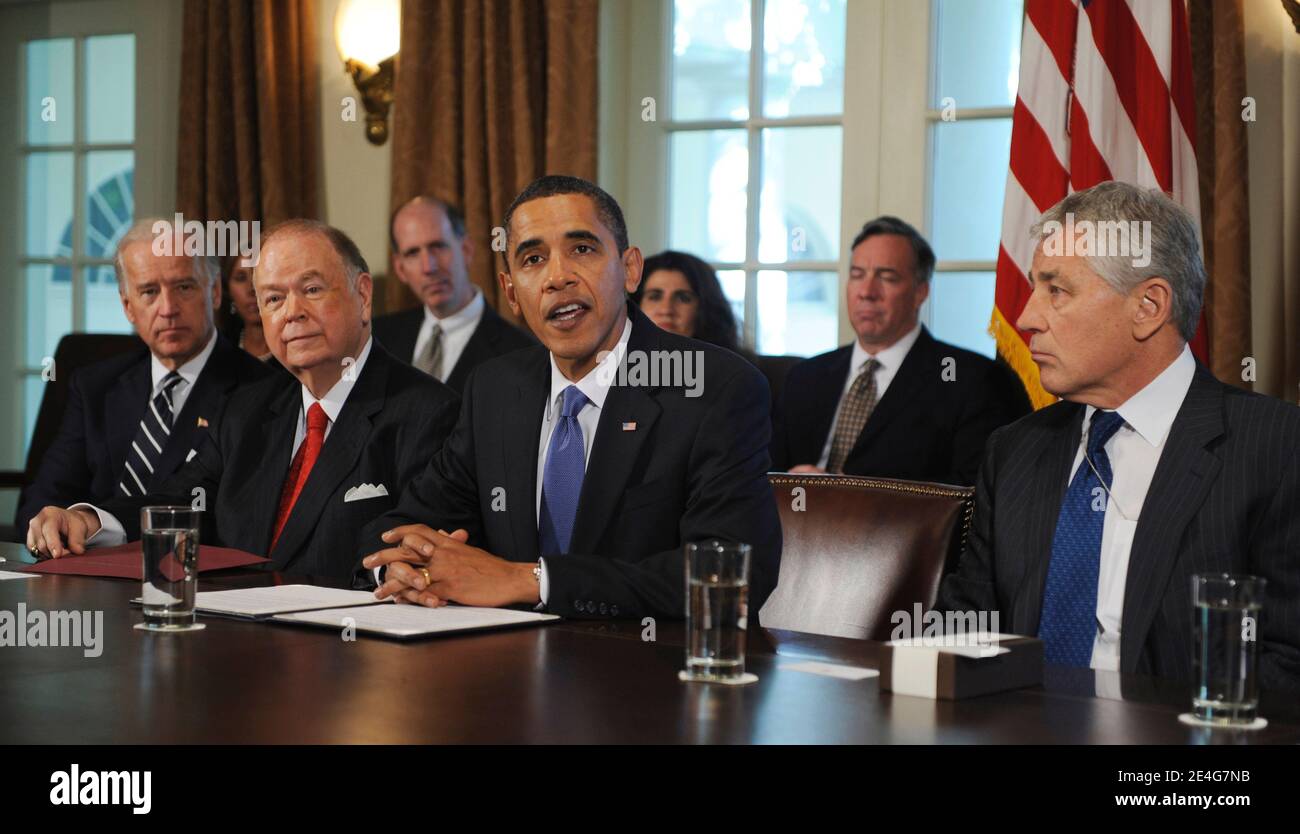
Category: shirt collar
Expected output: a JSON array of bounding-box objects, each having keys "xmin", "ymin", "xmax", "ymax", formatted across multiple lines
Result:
[
  {"xmin": 851, "ymin": 321, "xmax": 922, "ymax": 374},
  {"xmin": 1086, "ymin": 344, "xmax": 1196, "ymax": 448},
  {"xmin": 301, "ymin": 336, "xmax": 374, "ymax": 425},
  {"xmin": 545, "ymin": 314, "xmax": 633, "ymax": 419},
  {"xmin": 151, "ymin": 329, "xmax": 217, "ymax": 393},
  {"xmin": 423, "ymin": 289, "xmax": 485, "ymax": 336}
]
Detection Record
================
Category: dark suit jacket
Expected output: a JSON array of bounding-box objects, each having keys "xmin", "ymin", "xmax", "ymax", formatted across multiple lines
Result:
[
  {"xmin": 936, "ymin": 367, "xmax": 1300, "ymax": 692},
  {"xmin": 772, "ymin": 326, "xmax": 1031, "ymax": 485},
  {"xmin": 97, "ymin": 342, "xmax": 460, "ymax": 580},
  {"xmin": 15, "ymin": 335, "xmax": 271, "ymax": 534},
  {"xmin": 356, "ymin": 305, "xmax": 783, "ymax": 621},
  {"xmin": 373, "ymin": 301, "xmax": 535, "ymax": 393}
]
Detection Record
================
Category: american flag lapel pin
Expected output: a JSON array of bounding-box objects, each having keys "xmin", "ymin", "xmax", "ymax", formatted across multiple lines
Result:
[
  {"xmin": 197, "ymin": 417, "xmax": 209, "ymax": 428},
  {"xmin": 622, "ymin": 421, "xmax": 637, "ymax": 432}
]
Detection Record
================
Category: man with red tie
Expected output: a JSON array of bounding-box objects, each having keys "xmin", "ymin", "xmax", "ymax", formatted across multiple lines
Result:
[{"xmin": 26, "ymin": 220, "xmax": 460, "ymax": 580}]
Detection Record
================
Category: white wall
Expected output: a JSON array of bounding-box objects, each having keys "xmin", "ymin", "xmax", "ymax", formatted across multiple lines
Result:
[{"xmin": 316, "ymin": 0, "xmax": 393, "ymax": 277}]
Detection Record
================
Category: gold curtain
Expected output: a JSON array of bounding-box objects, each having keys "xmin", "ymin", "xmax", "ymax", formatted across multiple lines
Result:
[
  {"xmin": 176, "ymin": 0, "xmax": 321, "ymax": 226},
  {"xmin": 389, "ymin": 0, "xmax": 600, "ymax": 320},
  {"xmin": 1190, "ymin": 0, "xmax": 1252, "ymax": 388}
]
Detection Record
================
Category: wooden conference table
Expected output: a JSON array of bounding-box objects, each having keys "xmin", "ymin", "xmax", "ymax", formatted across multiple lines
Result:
[{"xmin": 2, "ymin": 542, "xmax": 1298, "ymax": 744}]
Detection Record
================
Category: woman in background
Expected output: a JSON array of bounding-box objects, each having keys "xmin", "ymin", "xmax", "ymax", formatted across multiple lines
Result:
[
  {"xmin": 221, "ymin": 258, "xmax": 271, "ymax": 361},
  {"xmin": 632, "ymin": 250, "xmax": 744, "ymax": 355}
]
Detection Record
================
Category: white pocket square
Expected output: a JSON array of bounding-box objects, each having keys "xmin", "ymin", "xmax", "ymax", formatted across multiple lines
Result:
[{"xmin": 344, "ymin": 483, "xmax": 389, "ymax": 503}]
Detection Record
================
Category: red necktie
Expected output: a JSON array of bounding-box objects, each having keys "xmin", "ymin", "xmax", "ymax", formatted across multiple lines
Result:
[{"xmin": 270, "ymin": 403, "xmax": 328, "ymax": 552}]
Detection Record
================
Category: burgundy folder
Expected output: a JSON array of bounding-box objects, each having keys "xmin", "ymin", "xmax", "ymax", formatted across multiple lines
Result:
[{"xmin": 22, "ymin": 542, "xmax": 269, "ymax": 580}]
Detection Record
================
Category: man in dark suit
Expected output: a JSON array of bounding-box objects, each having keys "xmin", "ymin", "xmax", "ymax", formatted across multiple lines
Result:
[
  {"xmin": 773, "ymin": 216, "xmax": 1029, "ymax": 486},
  {"xmin": 373, "ymin": 196, "xmax": 534, "ymax": 392},
  {"xmin": 360, "ymin": 175, "xmax": 781, "ymax": 620},
  {"xmin": 26, "ymin": 221, "xmax": 459, "ymax": 581},
  {"xmin": 936, "ymin": 182, "xmax": 1300, "ymax": 692},
  {"xmin": 16, "ymin": 219, "xmax": 271, "ymax": 534}
]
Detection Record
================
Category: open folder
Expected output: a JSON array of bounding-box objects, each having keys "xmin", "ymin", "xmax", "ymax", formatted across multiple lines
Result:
[{"xmin": 24, "ymin": 543, "xmax": 269, "ymax": 579}]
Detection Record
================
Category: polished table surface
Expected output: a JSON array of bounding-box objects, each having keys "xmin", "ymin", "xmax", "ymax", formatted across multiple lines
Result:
[{"xmin": 2, "ymin": 542, "xmax": 1298, "ymax": 744}]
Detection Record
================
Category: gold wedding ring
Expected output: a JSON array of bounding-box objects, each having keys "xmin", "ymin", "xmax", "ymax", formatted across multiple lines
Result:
[{"xmin": 419, "ymin": 567, "xmax": 432, "ymax": 586}]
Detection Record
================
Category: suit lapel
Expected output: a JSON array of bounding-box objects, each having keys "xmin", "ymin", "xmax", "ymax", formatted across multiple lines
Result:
[
  {"xmin": 446, "ymin": 309, "xmax": 494, "ymax": 393},
  {"xmin": 568, "ymin": 314, "xmax": 664, "ymax": 555},
  {"xmin": 156, "ymin": 338, "xmax": 238, "ymax": 479},
  {"xmin": 1013, "ymin": 403, "xmax": 1085, "ymax": 634},
  {"xmin": 1119, "ymin": 369, "xmax": 1224, "ymax": 672},
  {"xmin": 807, "ymin": 347, "xmax": 852, "ymax": 460},
  {"xmin": 503, "ymin": 349, "xmax": 549, "ymax": 563},
  {"xmin": 248, "ymin": 382, "xmax": 301, "ymax": 556},
  {"xmin": 105, "ymin": 357, "xmax": 151, "ymax": 485},
  {"xmin": 267, "ymin": 349, "xmax": 391, "ymax": 569},
  {"xmin": 847, "ymin": 328, "xmax": 936, "ymax": 460}
]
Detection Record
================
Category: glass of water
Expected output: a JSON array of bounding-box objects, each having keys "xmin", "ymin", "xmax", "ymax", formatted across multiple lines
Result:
[
  {"xmin": 1191, "ymin": 573, "xmax": 1264, "ymax": 725},
  {"xmin": 682, "ymin": 540, "xmax": 752, "ymax": 684},
  {"xmin": 138, "ymin": 506, "xmax": 204, "ymax": 632}
]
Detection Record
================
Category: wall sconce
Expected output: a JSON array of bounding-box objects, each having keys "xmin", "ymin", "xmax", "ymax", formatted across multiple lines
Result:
[{"xmin": 334, "ymin": 0, "xmax": 401, "ymax": 145}]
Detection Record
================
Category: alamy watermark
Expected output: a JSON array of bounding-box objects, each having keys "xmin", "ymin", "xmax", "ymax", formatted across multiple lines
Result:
[
  {"xmin": 594, "ymin": 347, "xmax": 705, "ymax": 397},
  {"xmin": 151, "ymin": 213, "xmax": 261, "ymax": 267},
  {"xmin": 889, "ymin": 603, "xmax": 1002, "ymax": 650},
  {"xmin": 1040, "ymin": 212, "xmax": 1152, "ymax": 268},
  {"xmin": 0, "ymin": 604, "xmax": 103, "ymax": 658}
]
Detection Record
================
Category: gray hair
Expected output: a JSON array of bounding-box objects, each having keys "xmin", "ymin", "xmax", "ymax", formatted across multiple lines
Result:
[
  {"xmin": 851, "ymin": 215, "xmax": 936, "ymax": 285},
  {"xmin": 255, "ymin": 219, "xmax": 369, "ymax": 291},
  {"xmin": 113, "ymin": 217, "xmax": 220, "ymax": 292},
  {"xmin": 1030, "ymin": 182, "xmax": 1205, "ymax": 342}
]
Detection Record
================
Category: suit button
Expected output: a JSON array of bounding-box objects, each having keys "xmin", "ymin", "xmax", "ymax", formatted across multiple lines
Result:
[{"xmin": 599, "ymin": 603, "xmax": 608, "ymax": 615}]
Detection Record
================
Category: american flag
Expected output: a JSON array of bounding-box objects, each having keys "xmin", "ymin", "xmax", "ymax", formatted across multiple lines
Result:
[{"xmin": 991, "ymin": 0, "xmax": 1209, "ymax": 409}]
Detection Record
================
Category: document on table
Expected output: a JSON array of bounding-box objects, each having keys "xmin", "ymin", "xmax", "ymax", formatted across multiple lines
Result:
[
  {"xmin": 272, "ymin": 603, "xmax": 559, "ymax": 639},
  {"xmin": 138, "ymin": 585, "xmax": 387, "ymax": 619},
  {"xmin": 0, "ymin": 570, "xmax": 39, "ymax": 581}
]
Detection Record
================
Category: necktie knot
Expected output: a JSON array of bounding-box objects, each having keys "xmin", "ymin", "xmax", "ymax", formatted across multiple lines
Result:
[
  {"xmin": 855, "ymin": 357, "xmax": 880, "ymax": 384},
  {"xmin": 306, "ymin": 402, "xmax": 329, "ymax": 434},
  {"xmin": 1087, "ymin": 410, "xmax": 1125, "ymax": 458},
  {"xmin": 559, "ymin": 385, "xmax": 590, "ymax": 419}
]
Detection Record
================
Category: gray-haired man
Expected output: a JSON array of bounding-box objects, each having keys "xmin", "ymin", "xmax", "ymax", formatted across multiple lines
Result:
[
  {"xmin": 937, "ymin": 181, "xmax": 1300, "ymax": 693},
  {"xmin": 16, "ymin": 219, "xmax": 271, "ymax": 534}
]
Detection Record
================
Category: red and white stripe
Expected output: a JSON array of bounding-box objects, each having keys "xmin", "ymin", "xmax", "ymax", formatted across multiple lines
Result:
[{"xmin": 995, "ymin": 0, "xmax": 1207, "ymax": 377}]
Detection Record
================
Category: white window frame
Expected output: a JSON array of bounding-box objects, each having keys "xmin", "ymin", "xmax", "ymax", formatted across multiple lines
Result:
[
  {"xmin": 601, "ymin": 0, "xmax": 1019, "ymax": 354},
  {"xmin": 0, "ymin": 0, "xmax": 182, "ymax": 474}
]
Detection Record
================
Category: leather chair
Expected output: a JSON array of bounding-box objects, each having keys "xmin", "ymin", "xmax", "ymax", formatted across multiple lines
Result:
[
  {"xmin": 760, "ymin": 473, "xmax": 974, "ymax": 640},
  {"xmin": 2, "ymin": 332, "xmax": 142, "ymax": 541}
]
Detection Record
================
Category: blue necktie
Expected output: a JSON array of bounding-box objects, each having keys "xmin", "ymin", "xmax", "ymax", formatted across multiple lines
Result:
[
  {"xmin": 539, "ymin": 385, "xmax": 590, "ymax": 556},
  {"xmin": 1038, "ymin": 409, "xmax": 1126, "ymax": 667}
]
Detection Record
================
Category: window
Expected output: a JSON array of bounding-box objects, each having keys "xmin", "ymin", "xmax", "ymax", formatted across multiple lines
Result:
[
  {"xmin": 20, "ymin": 33, "xmax": 137, "ymax": 444},
  {"xmin": 923, "ymin": 0, "xmax": 1023, "ymax": 358},
  {"xmin": 663, "ymin": 0, "xmax": 847, "ymax": 356}
]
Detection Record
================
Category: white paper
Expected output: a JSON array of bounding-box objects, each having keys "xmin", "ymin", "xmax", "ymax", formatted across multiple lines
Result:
[
  {"xmin": 780, "ymin": 660, "xmax": 880, "ymax": 681},
  {"xmin": 273, "ymin": 603, "xmax": 559, "ymax": 637},
  {"xmin": 0, "ymin": 570, "xmax": 38, "ymax": 581},
  {"xmin": 885, "ymin": 631, "xmax": 1018, "ymax": 657},
  {"xmin": 193, "ymin": 585, "xmax": 384, "ymax": 617}
]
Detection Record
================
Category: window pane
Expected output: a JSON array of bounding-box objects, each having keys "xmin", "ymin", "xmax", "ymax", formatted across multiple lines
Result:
[
  {"xmin": 671, "ymin": 0, "xmax": 751, "ymax": 120},
  {"xmin": 763, "ymin": 0, "xmax": 846, "ymax": 118},
  {"xmin": 759, "ymin": 126, "xmax": 840, "ymax": 263},
  {"xmin": 718, "ymin": 268, "xmax": 746, "ymax": 336},
  {"xmin": 669, "ymin": 129, "xmax": 748, "ymax": 262},
  {"xmin": 84, "ymin": 150, "xmax": 135, "ymax": 258},
  {"xmin": 25, "ymin": 38, "xmax": 75, "ymax": 145},
  {"xmin": 932, "ymin": 0, "xmax": 1022, "ymax": 109},
  {"xmin": 26, "ymin": 264, "xmax": 73, "ymax": 367},
  {"xmin": 928, "ymin": 271, "xmax": 996, "ymax": 358},
  {"xmin": 24, "ymin": 152, "xmax": 75, "ymax": 258},
  {"xmin": 929, "ymin": 118, "xmax": 1011, "ymax": 262},
  {"xmin": 756, "ymin": 269, "xmax": 838, "ymax": 356},
  {"xmin": 86, "ymin": 265, "xmax": 133, "ymax": 334},
  {"xmin": 84, "ymin": 34, "xmax": 135, "ymax": 143}
]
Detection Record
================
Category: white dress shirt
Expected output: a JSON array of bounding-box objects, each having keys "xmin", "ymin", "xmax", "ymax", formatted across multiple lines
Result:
[
  {"xmin": 816, "ymin": 322, "xmax": 923, "ymax": 469},
  {"xmin": 532, "ymin": 316, "xmax": 633, "ymax": 604},
  {"xmin": 1074, "ymin": 344, "xmax": 1196, "ymax": 671},
  {"xmin": 412, "ymin": 290, "xmax": 485, "ymax": 382},
  {"xmin": 150, "ymin": 329, "xmax": 218, "ymax": 420},
  {"xmin": 82, "ymin": 337, "xmax": 375, "ymax": 546}
]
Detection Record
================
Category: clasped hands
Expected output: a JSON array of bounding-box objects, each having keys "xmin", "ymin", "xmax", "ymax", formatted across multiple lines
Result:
[{"xmin": 363, "ymin": 525, "xmax": 539, "ymax": 608}]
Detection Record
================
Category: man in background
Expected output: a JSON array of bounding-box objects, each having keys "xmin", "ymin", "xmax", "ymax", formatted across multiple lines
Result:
[{"xmin": 374, "ymin": 195, "xmax": 533, "ymax": 392}]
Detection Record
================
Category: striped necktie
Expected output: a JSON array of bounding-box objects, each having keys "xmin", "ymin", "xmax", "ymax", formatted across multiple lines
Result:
[{"xmin": 119, "ymin": 371, "xmax": 184, "ymax": 497}]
